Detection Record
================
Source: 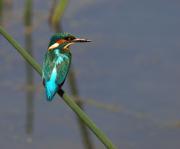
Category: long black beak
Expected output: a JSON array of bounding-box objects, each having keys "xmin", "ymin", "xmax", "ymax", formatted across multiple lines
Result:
[{"xmin": 73, "ymin": 38, "xmax": 92, "ymax": 43}]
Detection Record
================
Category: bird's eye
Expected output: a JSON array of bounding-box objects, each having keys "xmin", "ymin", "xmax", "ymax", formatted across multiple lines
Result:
[
  {"xmin": 65, "ymin": 36, "xmax": 75, "ymax": 41},
  {"xmin": 67, "ymin": 37, "xmax": 72, "ymax": 41}
]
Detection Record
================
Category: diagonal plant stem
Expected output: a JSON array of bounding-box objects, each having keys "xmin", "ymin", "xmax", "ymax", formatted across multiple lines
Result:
[
  {"xmin": 0, "ymin": 26, "xmax": 117, "ymax": 149},
  {"xmin": 0, "ymin": 27, "xmax": 42, "ymax": 75}
]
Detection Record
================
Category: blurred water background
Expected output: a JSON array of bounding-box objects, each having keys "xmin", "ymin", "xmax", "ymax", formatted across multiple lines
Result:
[{"xmin": 1, "ymin": 0, "xmax": 180, "ymax": 148}]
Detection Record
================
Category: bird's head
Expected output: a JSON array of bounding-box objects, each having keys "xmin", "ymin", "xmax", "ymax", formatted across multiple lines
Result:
[{"xmin": 48, "ymin": 33, "xmax": 91, "ymax": 51}]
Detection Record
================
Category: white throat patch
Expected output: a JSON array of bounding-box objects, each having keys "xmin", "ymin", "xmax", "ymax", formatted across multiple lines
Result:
[{"xmin": 48, "ymin": 43, "xmax": 60, "ymax": 50}]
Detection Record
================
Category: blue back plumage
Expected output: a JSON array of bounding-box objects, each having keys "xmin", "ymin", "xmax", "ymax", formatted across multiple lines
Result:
[{"xmin": 42, "ymin": 49, "xmax": 71, "ymax": 101}]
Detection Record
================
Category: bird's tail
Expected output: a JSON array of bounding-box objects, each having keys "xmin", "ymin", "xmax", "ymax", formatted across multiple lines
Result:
[{"xmin": 45, "ymin": 83, "xmax": 57, "ymax": 101}]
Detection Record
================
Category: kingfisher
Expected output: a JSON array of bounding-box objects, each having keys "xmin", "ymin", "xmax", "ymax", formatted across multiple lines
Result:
[{"xmin": 42, "ymin": 33, "xmax": 91, "ymax": 101}]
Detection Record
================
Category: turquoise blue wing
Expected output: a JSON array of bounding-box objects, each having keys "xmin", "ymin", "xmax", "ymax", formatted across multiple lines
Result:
[
  {"xmin": 42, "ymin": 53, "xmax": 71, "ymax": 101},
  {"xmin": 42, "ymin": 53, "xmax": 58, "ymax": 101},
  {"xmin": 42, "ymin": 53, "xmax": 54, "ymax": 81},
  {"xmin": 55, "ymin": 54, "xmax": 71, "ymax": 86}
]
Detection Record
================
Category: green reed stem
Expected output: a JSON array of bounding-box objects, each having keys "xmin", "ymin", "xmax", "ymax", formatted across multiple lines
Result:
[
  {"xmin": 0, "ymin": 0, "xmax": 3, "ymax": 24},
  {"xmin": 24, "ymin": 0, "xmax": 32, "ymax": 26},
  {"xmin": 24, "ymin": 0, "xmax": 35, "ymax": 135},
  {"xmin": 51, "ymin": 0, "xmax": 69, "ymax": 27},
  {"xmin": 0, "ymin": 26, "xmax": 117, "ymax": 149}
]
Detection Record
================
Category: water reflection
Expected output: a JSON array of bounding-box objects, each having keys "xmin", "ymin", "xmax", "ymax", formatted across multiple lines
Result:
[
  {"xmin": 24, "ymin": 33, "xmax": 35, "ymax": 136},
  {"xmin": 24, "ymin": 0, "xmax": 35, "ymax": 137}
]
